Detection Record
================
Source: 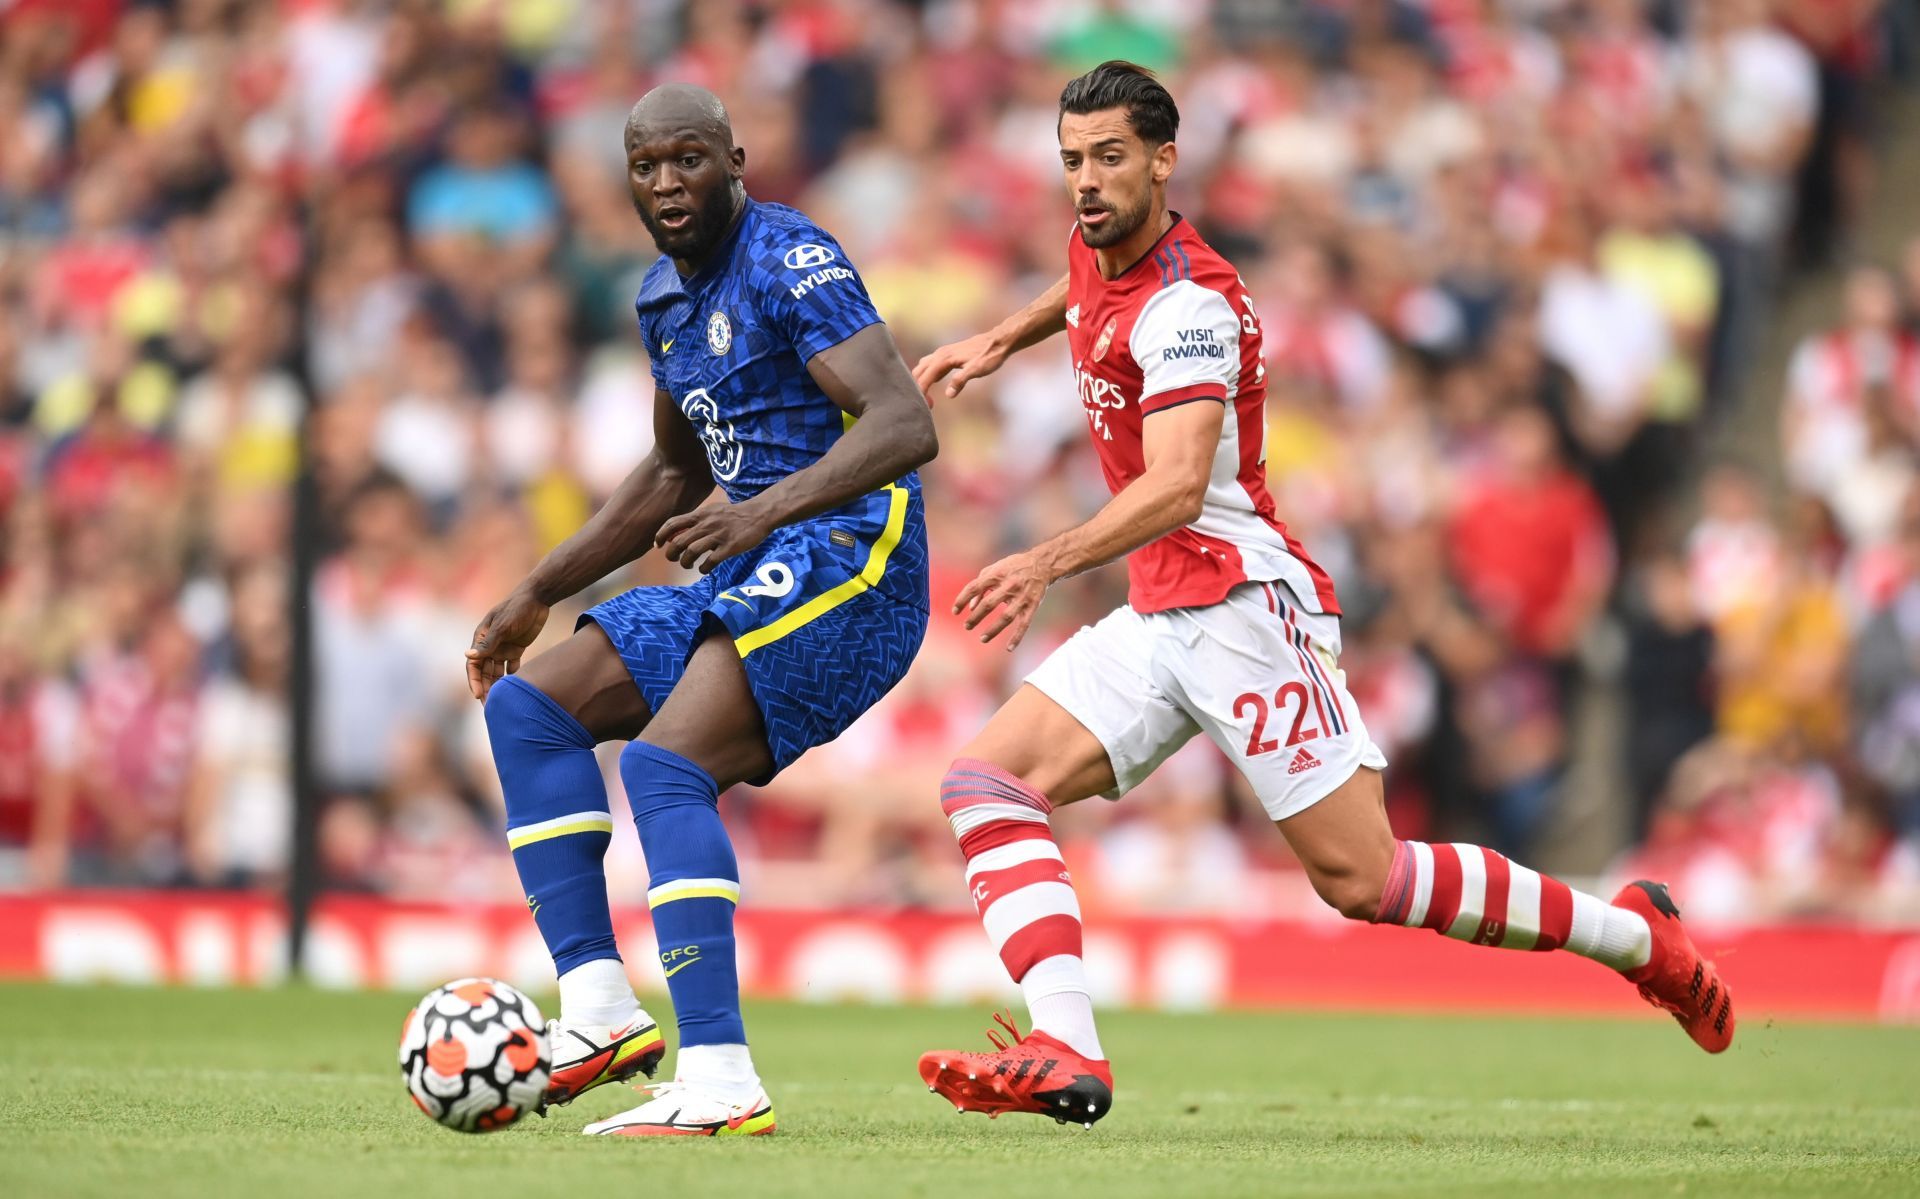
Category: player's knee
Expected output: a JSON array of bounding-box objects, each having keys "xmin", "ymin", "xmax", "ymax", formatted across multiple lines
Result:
[
  {"xmin": 483, "ymin": 674, "xmax": 593, "ymax": 754},
  {"xmin": 1308, "ymin": 861, "xmax": 1386, "ymax": 922},
  {"xmin": 938, "ymin": 756, "xmax": 983, "ymax": 816},
  {"xmin": 939, "ymin": 755, "xmax": 1046, "ymax": 826},
  {"xmin": 945, "ymin": 740, "xmax": 1100, "ymax": 805},
  {"xmin": 482, "ymin": 674, "xmax": 539, "ymax": 747},
  {"xmin": 484, "ymin": 676, "xmax": 598, "ymax": 820},
  {"xmin": 620, "ymin": 740, "xmax": 719, "ymax": 816}
]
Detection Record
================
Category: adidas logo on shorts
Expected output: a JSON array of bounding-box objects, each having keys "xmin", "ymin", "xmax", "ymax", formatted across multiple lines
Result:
[{"xmin": 1287, "ymin": 746, "xmax": 1322, "ymax": 775}]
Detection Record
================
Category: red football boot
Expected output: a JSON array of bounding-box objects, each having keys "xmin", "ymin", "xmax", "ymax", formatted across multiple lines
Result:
[
  {"xmin": 917, "ymin": 1012, "xmax": 1114, "ymax": 1127},
  {"xmin": 1612, "ymin": 880, "xmax": 1736, "ymax": 1053}
]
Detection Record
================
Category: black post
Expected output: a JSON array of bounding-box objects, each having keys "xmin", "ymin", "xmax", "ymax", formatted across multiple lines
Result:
[{"xmin": 284, "ymin": 412, "xmax": 322, "ymax": 977}]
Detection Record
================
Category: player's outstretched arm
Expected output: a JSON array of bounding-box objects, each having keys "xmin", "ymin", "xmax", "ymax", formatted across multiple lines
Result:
[
  {"xmin": 466, "ymin": 390, "xmax": 713, "ymax": 699},
  {"xmin": 958, "ymin": 400, "xmax": 1222, "ymax": 649},
  {"xmin": 912, "ymin": 273, "xmax": 1068, "ymax": 401},
  {"xmin": 656, "ymin": 323, "xmax": 938, "ymax": 571}
]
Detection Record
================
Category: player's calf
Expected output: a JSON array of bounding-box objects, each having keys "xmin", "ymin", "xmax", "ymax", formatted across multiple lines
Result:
[
  {"xmin": 621, "ymin": 739, "xmax": 764, "ymax": 1104},
  {"xmin": 940, "ymin": 757, "xmax": 1104, "ymax": 1061},
  {"xmin": 1368, "ymin": 840, "xmax": 1653, "ymax": 968},
  {"xmin": 918, "ymin": 754, "xmax": 1118, "ymax": 1125},
  {"xmin": 1284, "ymin": 771, "xmax": 1650, "ymax": 968},
  {"xmin": 484, "ymin": 675, "xmax": 641, "ymax": 1021},
  {"xmin": 1365, "ymin": 839, "xmax": 1735, "ymax": 1051},
  {"xmin": 1278, "ymin": 759, "xmax": 1729, "ymax": 1049}
]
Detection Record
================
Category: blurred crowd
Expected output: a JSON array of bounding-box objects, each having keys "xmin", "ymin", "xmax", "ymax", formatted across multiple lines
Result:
[{"xmin": 1, "ymin": 0, "xmax": 1917, "ymax": 925}]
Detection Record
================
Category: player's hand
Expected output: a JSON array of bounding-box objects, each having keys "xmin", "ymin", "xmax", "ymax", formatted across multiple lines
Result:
[
  {"xmin": 912, "ymin": 331, "xmax": 1007, "ymax": 403},
  {"xmin": 954, "ymin": 550, "xmax": 1053, "ymax": 650},
  {"xmin": 656, "ymin": 501, "xmax": 775, "ymax": 573},
  {"xmin": 466, "ymin": 588, "xmax": 550, "ymax": 701}
]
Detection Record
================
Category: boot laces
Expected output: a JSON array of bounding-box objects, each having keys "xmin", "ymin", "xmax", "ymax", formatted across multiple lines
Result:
[{"xmin": 984, "ymin": 1008, "xmax": 1024, "ymax": 1052}]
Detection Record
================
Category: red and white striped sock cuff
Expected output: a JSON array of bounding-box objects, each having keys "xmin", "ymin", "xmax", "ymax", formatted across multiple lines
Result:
[
  {"xmin": 942, "ymin": 757, "xmax": 1053, "ymax": 856},
  {"xmin": 1377, "ymin": 840, "xmax": 1575, "ymax": 952},
  {"xmin": 943, "ymin": 758, "xmax": 1081, "ymax": 981}
]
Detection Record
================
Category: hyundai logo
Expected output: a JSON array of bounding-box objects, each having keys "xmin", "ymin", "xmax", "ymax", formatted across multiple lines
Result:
[{"xmin": 783, "ymin": 243, "xmax": 837, "ymax": 270}]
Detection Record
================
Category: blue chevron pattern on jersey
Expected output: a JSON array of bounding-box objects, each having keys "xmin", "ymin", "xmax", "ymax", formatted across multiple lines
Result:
[{"xmin": 633, "ymin": 198, "xmax": 927, "ymax": 607}]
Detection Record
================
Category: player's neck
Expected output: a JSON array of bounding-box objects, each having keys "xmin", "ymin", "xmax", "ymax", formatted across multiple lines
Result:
[
  {"xmin": 672, "ymin": 191, "xmax": 750, "ymax": 278},
  {"xmin": 1094, "ymin": 207, "xmax": 1174, "ymax": 282}
]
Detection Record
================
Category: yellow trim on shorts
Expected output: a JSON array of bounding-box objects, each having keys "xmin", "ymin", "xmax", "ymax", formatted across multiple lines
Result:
[{"xmin": 732, "ymin": 483, "xmax": 908, "ymax": 658}]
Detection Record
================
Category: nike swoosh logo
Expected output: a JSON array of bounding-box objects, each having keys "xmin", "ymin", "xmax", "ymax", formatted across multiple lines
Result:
[
  {"xmin": 727, "ymin": 1104, "xmax": 766, "ymax": 1131},
  {"xmin": 661, "ymin": 339, "xmax": 674, "ymax": 354},
  {"xmin": 662, "ymin": 958, "xmax": 699, "ymax": 979}
]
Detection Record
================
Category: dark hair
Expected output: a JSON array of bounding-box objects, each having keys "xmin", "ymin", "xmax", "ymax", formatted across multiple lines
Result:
[{"xmin": 1058, "ymin": 61, "xmax": 1179, "ymax": 146}]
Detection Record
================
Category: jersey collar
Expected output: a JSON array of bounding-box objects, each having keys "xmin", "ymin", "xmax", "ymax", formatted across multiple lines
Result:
[
  {"xmin": 1099, "ymin": 210, "xmax": 1189, "ymax": 284},
  {"xmin": 684, "ymin": 195, "xmax": 757, "ymax": 291}
]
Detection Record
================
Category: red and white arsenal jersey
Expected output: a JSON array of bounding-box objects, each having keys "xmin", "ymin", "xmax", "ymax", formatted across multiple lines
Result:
[{"xmin": 1064, "ymin": 216, "xmax": 1340, "ymax": 615}]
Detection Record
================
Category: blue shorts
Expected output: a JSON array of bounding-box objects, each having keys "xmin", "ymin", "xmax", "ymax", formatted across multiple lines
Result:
[{"xmin": 581, "ymin": 495, "xmax": 929, "ymax": 780}]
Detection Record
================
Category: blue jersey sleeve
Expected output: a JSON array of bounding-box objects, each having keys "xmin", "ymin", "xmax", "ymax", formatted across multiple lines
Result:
[{"xmin": 754, "ymin": 225, "xmax": 882, "ymax": 363}]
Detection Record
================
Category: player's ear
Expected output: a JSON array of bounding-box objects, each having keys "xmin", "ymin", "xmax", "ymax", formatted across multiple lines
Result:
[
  {"xmin": 1151, "ymin": 140, "xmax": 1177, "ymax": 186},
  {"xmin": 729, "ymin": 144, "xmax": 746, "ymax": 181}
]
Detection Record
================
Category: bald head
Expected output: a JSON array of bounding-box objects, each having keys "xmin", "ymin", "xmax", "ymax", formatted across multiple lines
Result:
[
  {"xmin": 625, "ymin": 83, "xmax": 733, "ymax": 154},
  {"xmin": 622, "ymin": 83, "xmax": 747, "ymax": 271}
]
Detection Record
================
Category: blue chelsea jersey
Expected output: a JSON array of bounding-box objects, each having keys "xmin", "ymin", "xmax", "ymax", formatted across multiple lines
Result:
[{"xmin": 634, "ymin": 198, "xmax": 927, "ymax": 607}]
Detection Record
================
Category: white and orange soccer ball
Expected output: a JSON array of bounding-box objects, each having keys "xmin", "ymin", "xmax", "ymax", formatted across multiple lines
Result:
[{"xmin": 397, "ymin": 977, "xmax": 550, "ymax": 1133}]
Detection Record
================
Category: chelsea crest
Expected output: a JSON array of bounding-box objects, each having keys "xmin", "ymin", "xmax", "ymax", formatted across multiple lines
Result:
[{"xmin": 707, "ymin": 310, "xmax": 732, "ymax": 355}]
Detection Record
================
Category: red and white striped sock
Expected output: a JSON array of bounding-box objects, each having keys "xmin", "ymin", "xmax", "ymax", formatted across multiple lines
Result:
[
  {"xmin": 1373, "ymin": 841, "xmax": 1651, "ymax": 971},
  {"xmin": 941, "ymin": 757, "xmax": 1105, "ymax": 1060}
]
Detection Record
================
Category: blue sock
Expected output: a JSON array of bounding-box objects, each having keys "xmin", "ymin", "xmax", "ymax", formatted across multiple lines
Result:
[
  {"xmin": 620, "ymin": 741, "xmax": 745, "ymax": 1047},
  {"xmin": 484, "ymin": 675, "xmax": 620, "ymax": 975}
]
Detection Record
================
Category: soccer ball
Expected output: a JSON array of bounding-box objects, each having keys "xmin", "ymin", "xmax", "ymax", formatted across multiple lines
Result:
[{"xmin": 397, "ymin": 977, "xmax": 550, "ymax": 1133}]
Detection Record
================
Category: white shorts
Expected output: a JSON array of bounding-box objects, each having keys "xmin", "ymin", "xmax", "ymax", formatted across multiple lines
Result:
[{"xmin": 1025, "ymin": 580, "xmax": 1388, "ymax": 822}]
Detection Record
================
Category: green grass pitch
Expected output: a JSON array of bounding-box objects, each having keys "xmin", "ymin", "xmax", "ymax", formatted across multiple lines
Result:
[{"xmin": 1, "ymin": 983, "xmax": 1915, "ymax": 1198}]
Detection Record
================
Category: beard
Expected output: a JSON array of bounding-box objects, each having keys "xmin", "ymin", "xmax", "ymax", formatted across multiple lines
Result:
[
  {"xmin": 1076, "ymin": 188, "xmax": 1152, "ymax": 249},
  {"xmin": 635, "ymin": 180, "xmax": 740, "ymax": 259}
]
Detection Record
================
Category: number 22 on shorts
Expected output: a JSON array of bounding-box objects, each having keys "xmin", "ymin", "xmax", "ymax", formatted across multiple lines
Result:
[{"xmin": 1233, "ymin": 682, "xmax": 1322, "ymax": 757}]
